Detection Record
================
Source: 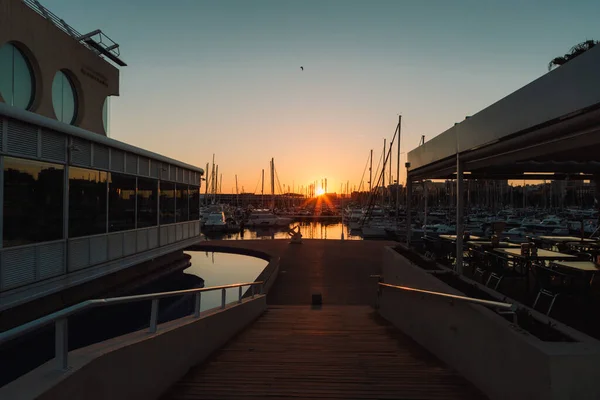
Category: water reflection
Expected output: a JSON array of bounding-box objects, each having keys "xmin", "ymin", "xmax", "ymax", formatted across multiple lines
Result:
[
  {"xmin": 184, "ymin": 251, "xmax": 268, "ymax": 311},
  {"xmin": 202, "ymin": 220, "xmax": 362, "ymax": 241}
]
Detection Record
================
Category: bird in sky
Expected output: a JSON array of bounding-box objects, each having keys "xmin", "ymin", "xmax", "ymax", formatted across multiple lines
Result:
[{"xmin": 300, "ymin": 66, "xmax": 304, "ymax": 71}]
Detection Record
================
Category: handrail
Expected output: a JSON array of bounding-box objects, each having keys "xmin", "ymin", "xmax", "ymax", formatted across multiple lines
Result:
[
  {"xmin": 0, "ymin": 281, "xmax": 264, "ymax": 371},
  {"xmin": 378, "ymin": 282, "xmax": 516, "ymax": 311}
]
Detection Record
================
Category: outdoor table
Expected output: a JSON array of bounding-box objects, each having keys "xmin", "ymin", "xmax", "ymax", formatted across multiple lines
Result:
[
  {"xmin": 537, "ymin": 236, "xmax": 595, "ymax": 243},
  {"xmin": 551, "ymin": 260, "xmax": 600, "ymax": 287},
  {"xmin": 552, "ymin": 260, "xmax": 600, "ymax": 273},
  {"xmin": 493, "ymin": 248, "xmax": 578, "ymax": 261},
  {"xmin": 493, "ymin": 248, "xmax": 578, "ymax": 291},
  {"xmin": 439, "ymin": 234, "xmax": 483, "ymax": 241},
  {"xmin": 467, "ymin": 241, "xmax": 520, "ymax": 249}
]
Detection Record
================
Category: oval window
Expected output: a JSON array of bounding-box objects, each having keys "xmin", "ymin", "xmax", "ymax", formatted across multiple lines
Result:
[
  {"xmin": 52, "ymin": 70, "xmax": 77, "ymax": 124},
  {"xmin": 0, "ymin": 42, "xmax": 35, "ymax": 109}
]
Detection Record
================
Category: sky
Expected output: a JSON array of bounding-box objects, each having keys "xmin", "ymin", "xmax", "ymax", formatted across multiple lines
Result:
[{"xmin": 42, "ymin": 0, "xmax": 600, "ymax": 194}]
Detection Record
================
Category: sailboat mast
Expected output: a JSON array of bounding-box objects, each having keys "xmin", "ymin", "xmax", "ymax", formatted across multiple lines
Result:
[
  {"xmin": 214, "ymin": 165, "xmax": 219, "ymax": 202},
  {"xmin": 261, "ymin": 169, "xmax": 264, "ymax": 208},
  {"xmin": 235, "ymin": 175, "xmax": 239, "ymax": 207},
  {"xmin": 396, "ymin": 115, "xmax": 402, "ymax": 217},
  {"xmin": 382, "ymin": 138, "xmax": 386, "ymax": 203},
  {"xmin": 204, "ymin": 162, "xmax": 209, "ymax": 204},
  {"xmin": 369, "ymin": 149, "xmax": 373, "ymax": 192},
  {"xmin": 271, "ymin": 158, "xmax": 275, "ymax": 211}
]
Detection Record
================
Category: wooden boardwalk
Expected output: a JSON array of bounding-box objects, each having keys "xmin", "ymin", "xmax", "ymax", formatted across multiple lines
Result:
[{"xmin": 163, "ymin": 240, "xmax": 486, "ymax": 399}]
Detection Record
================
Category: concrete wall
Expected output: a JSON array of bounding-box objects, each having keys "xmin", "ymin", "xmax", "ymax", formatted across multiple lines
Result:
[
  {"xmin": 0, "ymin": 0, "xmax": 119, "ymax": 135},
  {"xmin": 380, "ymin": 246, "xmax": 600, "ymax": 400},
  {"xmin": 0, "ymin": 295, "xmax": 267, "ymax": 400},
  {"xmin": 407, "ymin": 45, "xmax": 600, "ymax": 171},
  {"xmin": 186, "ymin": 244, "xmax": 281, "ymax": 295}
]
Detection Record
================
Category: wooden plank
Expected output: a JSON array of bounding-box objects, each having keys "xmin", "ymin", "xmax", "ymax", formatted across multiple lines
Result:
[{"xmin": 161, "ymin": 306, "xmax": 486, "ymax": 400}]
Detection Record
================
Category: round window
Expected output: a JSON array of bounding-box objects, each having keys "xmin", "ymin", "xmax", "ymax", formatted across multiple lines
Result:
[
  {"xmin": 0, "ymin": 42, "xmax": 35, "ymax": 109},
  {"xmin": 102, "ymin": 96, "xmax": 109, "ymax": 135},
  {"xmin": 52, "ymin": 70, "xmax": 77, "ymax": 124}
]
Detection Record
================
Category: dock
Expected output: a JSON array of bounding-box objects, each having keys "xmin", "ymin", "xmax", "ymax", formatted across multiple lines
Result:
[{"xmin": 164, "ymin": 240, "xmax": 485, "ymax": 399}]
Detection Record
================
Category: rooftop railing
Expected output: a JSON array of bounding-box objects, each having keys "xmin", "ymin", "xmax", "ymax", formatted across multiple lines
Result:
[
  {"xmin": 22, "ymin": 0, "xmax": 126, "ymax": 66},
  {"xmin": 0, "ymin": 281, "xmax": 264, "ymax": 371}
]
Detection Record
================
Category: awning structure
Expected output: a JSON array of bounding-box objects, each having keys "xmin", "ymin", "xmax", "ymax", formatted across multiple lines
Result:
[
  {"xmin": 407, "ymin": 46, "xmax": 600, "ymax": 181},
  {"xmin": 403, "ymin": 45, "xmax": 600, "ymax": 273}
]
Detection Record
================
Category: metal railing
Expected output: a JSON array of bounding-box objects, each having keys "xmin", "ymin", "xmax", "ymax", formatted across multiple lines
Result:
[
  {"xmin": 378, "ymin": 282, "xmax": 517, "ymax": 322},
  {"xmin": 23, "ymin": 0, "xmax": 122, "ymax": 59},
  {"xmin": 0, "ymin": 281, "xmax": 264, "ymax": 371}
]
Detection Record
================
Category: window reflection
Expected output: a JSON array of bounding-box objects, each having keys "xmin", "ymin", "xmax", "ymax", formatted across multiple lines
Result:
[
  {"xmin": 176, "ymin": 184, "xmax": 189, "ymax": 222},
  {"xmin": 189, "ymin": 186, "xmax": 200, "ymax": 220},
  {"xmin": 52, "ymin": 70, "xmax": 77, "ymax": 124},
  {"xmin": 3, "ymin": 157, "xmax": 63, "ymax": 247},
  {"xmin": 69, "ymin": 167, "xmax": 107, "ymax": 237},
  {"xmin": 108, "ymin": 173, "xmax": 136, "ymax": 232},
  {"xmin": 0, "ymin": 43, "xmax": 34, "ymax": 109},
  {"xmin": 160, "ymin": 181, "xmax": 175, "ymax": 224},
  {"xmin": 137, "ymin": 177, "xmax": 158, "ymax": 228}
]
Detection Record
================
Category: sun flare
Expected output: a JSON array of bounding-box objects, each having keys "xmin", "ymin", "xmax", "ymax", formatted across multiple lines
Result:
[{"xmin": 315, "ymin": 187, "xmax": 325, "ymax": 196}]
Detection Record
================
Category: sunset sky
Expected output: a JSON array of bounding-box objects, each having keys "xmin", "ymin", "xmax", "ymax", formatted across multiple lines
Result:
[{"xmin": 44, "ymin": 0, "xmax": 599, "ymax": 194}]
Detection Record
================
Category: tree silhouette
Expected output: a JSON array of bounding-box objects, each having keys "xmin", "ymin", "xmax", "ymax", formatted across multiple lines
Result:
[{"xmin": 548, "ymin": 39, "xmax": 599, "ymax": 71}]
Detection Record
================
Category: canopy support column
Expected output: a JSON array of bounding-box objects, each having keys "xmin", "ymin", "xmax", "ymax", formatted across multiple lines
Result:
[{"xmin": 456, "ymin": 155, "xmax": 464, "ymax": 274}]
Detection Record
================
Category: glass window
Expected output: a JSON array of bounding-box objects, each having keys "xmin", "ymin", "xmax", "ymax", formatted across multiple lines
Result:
[
  {"xmin": 137, "ymin": 177, "xmax": 158, "ymax": 228},
  {"xmin": 160, "ymin": 181, "xmax": 175, "ymax": 225},
  {"xmin": 102, "ymin": 97, "xmax": 109, "ymax": 135},
  {"xmin": 176, "ymin": 184, "xmax": 189, "ymax": 222},
  {"xmin": 0, "ymin": 43, "xmax": 34, "ymax": 109},
  {"xmin": 189, "ymin": 186, "xmax": 200, "ymax": 220},
  {"xmin": 52, "ymin": 70, "xmax": 77, "ymax": 124},
  {"xmin": 69, "ymin": 167, "xmax": 107, "ymax": 238},
  {"xmin": 108, "ymin": 173, "xmax": 136, "ymax": 232},
  {"xmin": 3, "ymin": 157, "xmax": 63, "ymax": 247}
]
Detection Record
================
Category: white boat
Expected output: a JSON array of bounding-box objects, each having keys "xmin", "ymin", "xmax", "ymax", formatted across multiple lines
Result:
[
  {"xmin": 202, "ymin": 211, "xmax": 234, "ymax": 232},
  {"xmin": 245, "ymin": 209, "xmax": 292, "ymax": 227}
]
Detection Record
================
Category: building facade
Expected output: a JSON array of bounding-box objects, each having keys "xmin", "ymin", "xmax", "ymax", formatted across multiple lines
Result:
[
  {"xmin": 0, "ymin": 0, "xmax": 120, "ymax": 135},
  {"xmin": 0, "ymin": 0, "xmax": 204, "ymax": 313}
]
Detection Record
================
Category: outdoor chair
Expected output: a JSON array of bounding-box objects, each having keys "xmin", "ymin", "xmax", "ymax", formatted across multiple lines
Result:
[
  {"xmin": 532, "ymin": 265, "xmax": 588, "ymax": 316},
  {"xmin": 485, "ymin": 252, "xmax": 519, "ymax": 290}
]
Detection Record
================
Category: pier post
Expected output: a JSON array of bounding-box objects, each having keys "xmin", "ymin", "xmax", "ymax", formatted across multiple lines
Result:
[{"xmin": 455, "ymin": 155, "xmax": 464, "ymax": 274}]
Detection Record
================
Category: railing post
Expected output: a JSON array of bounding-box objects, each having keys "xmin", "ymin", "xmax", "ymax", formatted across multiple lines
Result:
[
  {"xmin": 194, "ymin": 293, "xmax": 201, "ymax": 318},
  {"xmin": 260, "ymin": 283, "xmax": 264, "ymax": 295},
  {"xmin": 149, "ymin": 299, "xmax": 159, "ymax": 333},
  {"xmin": 221, "ymin": 288, "xmax": 226, "ymax": 309},
  {"xmin": 238, "ymin": 285, "xmax": 243, "ymax": 303},
  {"xmin": 55, "ymin": 318, "xmax": 69, "ymax": 370},
  {"xmin": 251, "ymin": 284, "xmax": 255, "ymax": 298}
]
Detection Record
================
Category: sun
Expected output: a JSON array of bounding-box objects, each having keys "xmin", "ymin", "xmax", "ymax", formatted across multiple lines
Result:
[{"xmin": 315, "ymin": 187, "xmax": 325, "ymax": 196}]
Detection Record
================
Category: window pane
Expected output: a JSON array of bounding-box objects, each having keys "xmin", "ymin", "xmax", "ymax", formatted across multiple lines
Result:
[
  {"xmin": 13, "ymin": 46, "xmax": 33, "ymax": 109},
  {"xmin": 52, "ymin": 71, "xmax": 77, "ymax": 124},
  {"xmin": 102, "ymin": 97, "xmax": 109, "ymax": 135},
  {"xmin": 176, "ymin": 184, "xmax": 189, "ymax": 222},
  {"xmin": 4, "ymin": 157, "xmax": 63, "ymax": 247},
  {"xmin": 69, "ymin": 167, "xmax": 107, "ymax": 237},
  {"xmin": 160, "ymin": 181, "xmax": 175, "ymax": 225},
  {"xmin": 51, "ymin": 71, "xmax": 63, "ymax": 120},
  {"xmin": 0, "ymin": 44, "xmax": 13, "ymax": 105},
  {"xmin": 189, "ymin": 186, "xmax": 200, "ymax": 220},
  {"xmin": 108, "ymin": 173, "xmax": 136, "ymax": 232},
  {"xmin": 137, "ymin": 177, "xmax": 157, "ymax": 228},
  {"xmin": 0, "ymin": 43, "xmax": 34, "ymax": 109}
]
